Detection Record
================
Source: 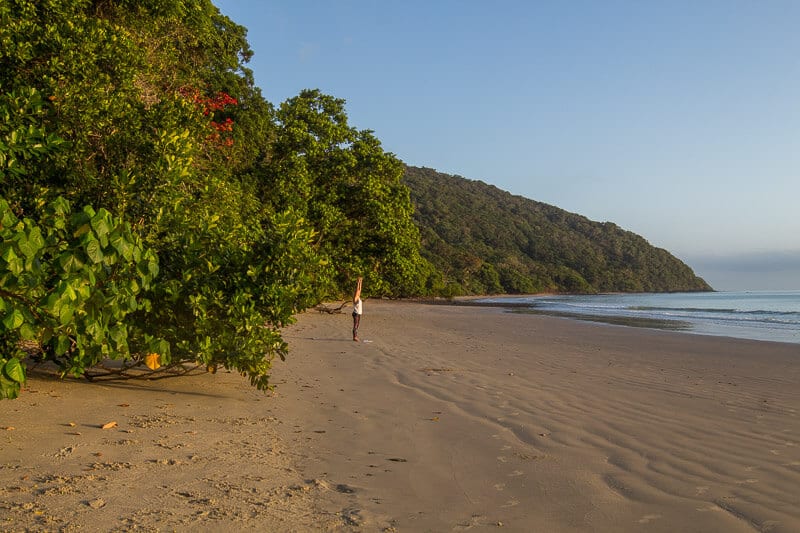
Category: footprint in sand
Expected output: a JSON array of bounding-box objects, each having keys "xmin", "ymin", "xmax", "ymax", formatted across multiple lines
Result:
[
  {"xmin": 335, "ymin": 484, "xmax": 356, "ymax": 494},
  {"xmin": 695, "ymin": 486, "xmax": 709, "ymax": 496},
  {"xmin": 508, "ymin": 470, "xmax": 524, "ymax": 477},
  {"xmin": 696, "ymin": 505, "xmax": 723, "ymax": 513},
  {"xmin": 54, "ymin": 446, "xmax": 77, "ymax": 458},
  {"xmin": 494, "ymin": 483, "xmax": 506, "ymax": 491},
  {"xmin": 501, "ymin": 499, "xmax": 519, "ymax": 508}
]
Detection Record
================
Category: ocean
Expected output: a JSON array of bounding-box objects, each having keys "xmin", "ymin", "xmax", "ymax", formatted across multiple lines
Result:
[{"xmin": 479, "ymin": 291, "xmax": 800, "ymax": 345}]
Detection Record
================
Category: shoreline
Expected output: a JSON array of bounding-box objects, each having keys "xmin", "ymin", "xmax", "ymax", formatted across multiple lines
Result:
[
  {"xmin": 3, "ymin": 300, "xmax": 799, "ymax": 531},
  {"xmin": 451, "ymin": 292, "xmax": 800, "ymax": 346}
]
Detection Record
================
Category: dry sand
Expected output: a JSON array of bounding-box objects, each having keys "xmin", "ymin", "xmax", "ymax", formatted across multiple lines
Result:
[{"xmin": 2, "ymin": 300, "xmax": 799, "ymax": 532}]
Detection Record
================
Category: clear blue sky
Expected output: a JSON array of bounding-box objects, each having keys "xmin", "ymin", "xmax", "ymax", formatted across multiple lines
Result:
[{"xmin": 215, "ymin": 1, "xmax": 799, "ymax": 290}]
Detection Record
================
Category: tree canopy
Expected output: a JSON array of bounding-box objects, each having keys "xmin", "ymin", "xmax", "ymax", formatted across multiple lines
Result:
[{"xmin": 0, "ymin": 0, "xmax": 429, "ymax": 398}]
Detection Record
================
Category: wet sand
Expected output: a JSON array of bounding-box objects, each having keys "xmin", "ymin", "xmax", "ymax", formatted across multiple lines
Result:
[{"xmin": 2, "ymin": 300, "xmax": 799, "ymax": 531}]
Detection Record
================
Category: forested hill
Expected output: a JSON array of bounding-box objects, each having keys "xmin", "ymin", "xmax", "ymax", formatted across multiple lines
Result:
[{"xmin": 403, "ymin": 166, "xmax": 712, "ymax": 295}]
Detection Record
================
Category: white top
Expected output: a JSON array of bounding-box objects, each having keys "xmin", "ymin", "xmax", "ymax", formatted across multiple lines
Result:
[{"xmin": 354, "ymin": 298, "xmax": 363, "ymax": 315}]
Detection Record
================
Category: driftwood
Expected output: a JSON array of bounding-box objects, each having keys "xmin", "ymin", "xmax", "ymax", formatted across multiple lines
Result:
[{"xmin": 315, "ymin": 301, "xmax": 349, "ymax": 314}]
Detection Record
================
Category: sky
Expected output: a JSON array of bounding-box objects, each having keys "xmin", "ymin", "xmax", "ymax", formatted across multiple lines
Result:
[{"xmin": 214, "ymin": 0, "xmax": 799, "ymax": 291}]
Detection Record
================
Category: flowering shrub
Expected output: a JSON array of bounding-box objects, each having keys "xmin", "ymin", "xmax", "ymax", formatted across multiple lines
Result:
[{"xmin": 179, "ymin": 88, "xmax": 238, "ymax": 148}]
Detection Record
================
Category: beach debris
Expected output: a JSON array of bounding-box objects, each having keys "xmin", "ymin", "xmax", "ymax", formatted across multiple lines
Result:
[
  {"xmin": 117, "ymin": 403, "xmax": 130, "ymax": 407},
  {"xmin": 4, "ymin": 426, "xmax": 14, "ymax": 431},
  {"xmin": 55, "ymin": 446, "xmax": 75, "ymax": 458},
  {"xmin": 86, "ymin": 498, "xmax": 106, "ymax": 509},
  {"xmin": 68, "ymin": 422, "xmax": 76, "ymax": 427},
  {"xmin": 144, "ymin": 352, "xmax": 161, "ymax": 370},
  {"xmin": 101, "ymin": 421, "xmax": 118, "ymax": 430},
  {"xmin": 312, "ymin": 479, "xmax": 330, "ymax": 490}
]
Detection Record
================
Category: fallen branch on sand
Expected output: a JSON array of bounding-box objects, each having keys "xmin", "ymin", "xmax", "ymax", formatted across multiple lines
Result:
[{"xmin": 315, "ymin": 301, "xmax": 349, "ymax": 314}]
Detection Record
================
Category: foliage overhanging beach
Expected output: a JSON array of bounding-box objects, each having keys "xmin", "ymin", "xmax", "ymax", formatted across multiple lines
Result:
[{"xmin": 0, "ymin": 0, "xmax": 712, "ymax": 397}]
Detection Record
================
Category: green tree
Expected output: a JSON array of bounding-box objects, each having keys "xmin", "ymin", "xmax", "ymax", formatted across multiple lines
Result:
[
  {"xmin": 0, "ymin": 0, "xmax": 295, "ymax": 390},
  {"xmin": 1, "ymin": 1, "xmax": 437, "ymax": 398},
  {"xmin": 0, "ymin": 88, "xmax": 158, "ymax": 398},
  {"xmin": 263, "ymin": 89, "xmax": 431, "ymax": 298}
]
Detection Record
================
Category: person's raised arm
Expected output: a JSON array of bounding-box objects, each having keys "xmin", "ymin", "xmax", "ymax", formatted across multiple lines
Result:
[{"xmin": 353, "ymin": 277, "xmax": 363, "ymax": 304}]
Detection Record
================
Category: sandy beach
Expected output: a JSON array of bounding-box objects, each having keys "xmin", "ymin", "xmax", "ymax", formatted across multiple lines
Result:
[{"xmin": 2, "ymin": 300, "xmax": 799, "ymax": 532}]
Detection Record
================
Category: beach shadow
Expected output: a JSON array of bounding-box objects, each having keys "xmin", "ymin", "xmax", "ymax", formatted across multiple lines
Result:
[
  {"xmin": 287, "ymin": 337, "xmax": 359, "ymax": 342},
  {"xmin": 23, "ymin": 362, "xmax": 241, "ymax": 399},
  {"xmin": 73, "ymin": 377, "xmax": 236, "ymax": 399}
]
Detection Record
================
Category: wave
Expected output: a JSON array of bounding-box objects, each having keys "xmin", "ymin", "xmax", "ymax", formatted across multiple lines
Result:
[
  {"xmin": 628, "ymin": 306, "xmax": 800, "ymax": 320},
  {"xmin": 531, "ymin": 303, "xmax": 800, "ymax": 328},
  {"xmin": 485, "ymin": 292, "xmax": 800, "ymax": 344}
]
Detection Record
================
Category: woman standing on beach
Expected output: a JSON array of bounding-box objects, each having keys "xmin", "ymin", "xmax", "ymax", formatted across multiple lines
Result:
[{"xmin": 352, "ymin": 277, "xmax": 363, "ymax": 341}]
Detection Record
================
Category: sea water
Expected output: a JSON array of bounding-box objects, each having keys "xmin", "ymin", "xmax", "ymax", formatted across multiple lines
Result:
[{"xmin": 480, "ymin": 291, "xmax": 800, "ymax": 345}]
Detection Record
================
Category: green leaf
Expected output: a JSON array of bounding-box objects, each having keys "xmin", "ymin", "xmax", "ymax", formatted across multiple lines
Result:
[
  {"xmin": 148, "ymin": 259, "xmax": 159, "ymax": 278},
  {"xmin": 59, "ymin": 304, "xmax": 74, "ymax": 326},
  {"xmin": 50, "ymin": 196, "xmax": 71, "ymax": 218},
  {"xmin": 0, "ymin": 244, "xmax": 18, "ymax": 264},
  {"xmin": 109, "ymin": 323, "xmax": 127, "ymax": 349},
  {"xmin": 28, "ymin": 226, "xmax": 45, "ymax": 253},
  {"xmin": 58, "ymin": 251, "xmax": 84, "ymax": 272},
  {"xmin": 19, "ymin": 322, "xmax": 36, "ymax": 340},
  {"xmin": 2, "ymin": 249, "xmax": 23, "ymax": 275},
  {"xmin": 73, "ymin": 223, "xmax": 91, "ymax": 239},
  {"xmin": 59, "ymin": 282, "xmax": 77, "ymax": 301},
  {"xmin": 55, "ymin": 335, "xmax": 71, "ymax": 356},
  {"xmin": 0, "ymin": 377, "xmax": 22, "ymax": 400},
  {"xmin": 90, "ymin": 210, "xmax": 112, "ymax": 238},
  {"xmin": 2, "ymin": 309, "xmax": 24, "ymax": 330},
  {"xmin": 85, "ymin": 238, "xmax": 103, "ymax": 263},
  {"xmin": 0, "ymin": 201, "xmax": 18, "ymax": 229},
  {"xmin": 110, "ymin": 231, "xmax": 133, "ymax": 260},
  {"xmin": 2, "ymin": 358, "xmax": 26, "ymax": 384},
  {"xmin": 16, "ymin": 233, "xmax": 35, "ymax": 259}
]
